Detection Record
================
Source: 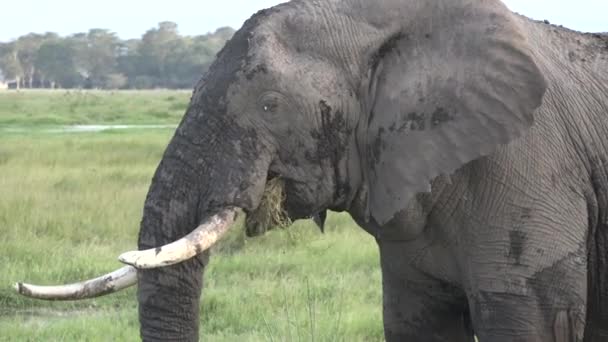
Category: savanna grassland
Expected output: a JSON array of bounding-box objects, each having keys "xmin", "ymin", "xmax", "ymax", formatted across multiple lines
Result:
[
  {"xmin": 0, "ymin": 90, "xmax": 191, "ymax": 126},
  {"xmin": 0, "ymin": 90, "xmax": 383, "ymax": 341}
]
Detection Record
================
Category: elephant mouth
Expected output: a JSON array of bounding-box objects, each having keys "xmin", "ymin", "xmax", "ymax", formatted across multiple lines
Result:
[
  {"xmin": 244, "ymin": 169, "xmax": 328, "ymax": 237},
  {"xmin": 246, "ymin": 170, "xmax": 329, "ymax": 236},
  {"xmin": 245, "ymin": 175, "xmax": 292, "ymax": 237}
]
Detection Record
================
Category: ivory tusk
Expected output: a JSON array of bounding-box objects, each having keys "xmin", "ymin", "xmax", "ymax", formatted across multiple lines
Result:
[
  {"xmin": 118, "ymin": 208, "xmax": 238, "ymax": 269},
  {"xmin": 15, "ymin": 265, "xmax": 137, "ymax": 300}
]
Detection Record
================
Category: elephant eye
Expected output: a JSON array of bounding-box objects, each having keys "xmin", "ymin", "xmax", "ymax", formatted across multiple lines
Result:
[
  {"xmin": 261, "ymin": 98, "xmax": 279, "ymax": 113},
  {"xmin": 258, "ymin": 91, "xmax": 285, "ymax": 114}
]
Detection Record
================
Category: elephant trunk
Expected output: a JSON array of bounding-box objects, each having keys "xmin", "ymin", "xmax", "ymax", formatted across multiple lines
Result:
[
  {"xmin": 135, "ymin": 110, "xmax": 270, "ymax": 341},
  {"xmin": 135, "ymin": 134, "xmax": 213, "ymax": 341}
]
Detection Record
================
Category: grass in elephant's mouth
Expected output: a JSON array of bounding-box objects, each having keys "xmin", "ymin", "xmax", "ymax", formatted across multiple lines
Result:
[{"xmin": 245, "ymin": 178, "xmax": 292, "ymax": 237}]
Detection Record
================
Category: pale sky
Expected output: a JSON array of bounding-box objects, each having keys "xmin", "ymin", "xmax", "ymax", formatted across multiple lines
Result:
[{"xmin": 1, "ymin": 0, "xmax": 606, "ymax": 42}]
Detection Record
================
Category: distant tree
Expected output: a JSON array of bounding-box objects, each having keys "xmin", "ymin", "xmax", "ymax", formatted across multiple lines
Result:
[
  {"xmin": 70, "ymin": 29, "xmax": 119, "ymax": 88},
  {"xmin": 116, "ymin": 39, "xmax": 140, "ymax": 86},
  {"xmin": 132, "ymin": 75, "xmax": 159, "ymax": 89},
  {"xmin": 35, "ymin": 40, "xmax": 80, "ymax": 88},
  {"xmin": 164, "ymin": 35, "xmax": 216, "ymax": 88},
  {"xmin": 137, "ymin": 21, "xmax": 183, "ymax": 87},
  {"xmin": 0, "ymin": 42, "xmax": 23, "ymax": 88},
  {"xmin": 105, "ymin": 73, "xmax": 127, "ymax": 89},
  {"xmin": 0, "ymin": 24, "xmax": 236, "ymax": 89},
  {"xmin": 161, "ymin": 27, "xmax": 235, "ymax": 88},
  {"xmin": 16, "ymin": 33, "xmax": 47, "ymax": 88}
]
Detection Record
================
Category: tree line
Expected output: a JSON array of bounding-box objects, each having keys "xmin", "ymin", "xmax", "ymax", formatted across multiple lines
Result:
[{"xmin": 0, "ymin": 22, "xmax": 235, "ymax": 89}]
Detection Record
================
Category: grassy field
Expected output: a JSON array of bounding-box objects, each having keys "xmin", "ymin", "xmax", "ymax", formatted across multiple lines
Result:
[
  {"xmin": 0, "ymin": 89, "xmax": 192, "ymax": 126},
  {"xmin": 0, "ymin": 90, "xmax": 383, "ymax": 341}
]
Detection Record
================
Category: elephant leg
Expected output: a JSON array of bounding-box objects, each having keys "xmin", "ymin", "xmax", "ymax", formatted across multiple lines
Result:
[
  {"xmin": 465, "ymin": 228, "xmax": 587, "ymax": 341},
  {"xmin": 380, "ymin": 241, "xmax": 475, "ymax": 342},
  {"xmin": 468, "ymin": 285, "xmax": 586, "ymax": 342}
]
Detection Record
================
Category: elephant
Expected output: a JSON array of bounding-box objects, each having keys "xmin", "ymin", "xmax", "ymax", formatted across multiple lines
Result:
[{"xmin": 15, "ymin": 0, "xmax": 608, "ymax": 341}]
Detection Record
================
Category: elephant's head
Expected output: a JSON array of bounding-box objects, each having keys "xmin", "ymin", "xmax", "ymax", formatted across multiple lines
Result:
[{"xmin": 16, "ymin": 0, "xmax": 546, "ymax": 340}]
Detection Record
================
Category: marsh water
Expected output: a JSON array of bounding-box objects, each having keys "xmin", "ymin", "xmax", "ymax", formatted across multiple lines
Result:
[{"xmin": 0, "ymin": 124, "xmax": 177, "ymax": 134}]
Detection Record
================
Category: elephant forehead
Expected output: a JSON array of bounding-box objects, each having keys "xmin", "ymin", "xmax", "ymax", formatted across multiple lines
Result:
[{"xmin": 191, "ymin": 8, "xmax": 283, "ymax": 105}]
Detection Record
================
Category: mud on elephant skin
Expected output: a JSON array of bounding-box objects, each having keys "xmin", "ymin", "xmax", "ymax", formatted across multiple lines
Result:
[{"xmin": 15, "ymin": 0, "xmax": 608, "ymax": 341}]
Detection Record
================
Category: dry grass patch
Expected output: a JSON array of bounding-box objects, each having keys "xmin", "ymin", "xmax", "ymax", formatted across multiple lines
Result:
[{"xmin": 245, "ymin": 178, "xmax": 292, "ymax": 237}]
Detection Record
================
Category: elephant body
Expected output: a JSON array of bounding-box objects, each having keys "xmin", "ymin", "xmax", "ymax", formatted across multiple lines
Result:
[
  {"xmin": 353, "ymin": 20, "xmax": 608, "ymax": 341},
  {"xmin": 134, "ymin": 3, "xmax": 607, "ymax": 340}
]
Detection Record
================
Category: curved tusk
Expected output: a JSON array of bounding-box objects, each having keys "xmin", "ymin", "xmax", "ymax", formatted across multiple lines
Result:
[
  {"xmin": 119, "ymin": 208, "xmax": 238, "ymax": 269},
  {"xmin": 14, "ymin": 265, "xmax": 137, "ymax": 300}
]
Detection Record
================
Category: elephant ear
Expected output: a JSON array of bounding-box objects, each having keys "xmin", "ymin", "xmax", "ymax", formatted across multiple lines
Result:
[{"xmin": 364, "ymin": 0, "xmax": 547, "ymax": 224}]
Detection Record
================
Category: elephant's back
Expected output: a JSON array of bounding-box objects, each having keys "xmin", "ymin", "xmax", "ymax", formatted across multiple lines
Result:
[{"xmin": 506, "ymin": 16, "xmax": 608, "ymax": 196}]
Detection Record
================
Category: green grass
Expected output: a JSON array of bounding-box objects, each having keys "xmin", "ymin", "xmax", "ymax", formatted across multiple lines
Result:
[
  {"xmin": 0, "ymin": 89, "xmax": 191, "ymax": 126},
  {"xmin": 0, "ymin": 91, "xmax": 383, "ymax": 341}
]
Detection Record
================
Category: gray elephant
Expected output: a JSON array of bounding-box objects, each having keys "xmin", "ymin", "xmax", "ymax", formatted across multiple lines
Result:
[{"xmin": 16, "ymin": 0, "xmax": 608, "ymax": 341}]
